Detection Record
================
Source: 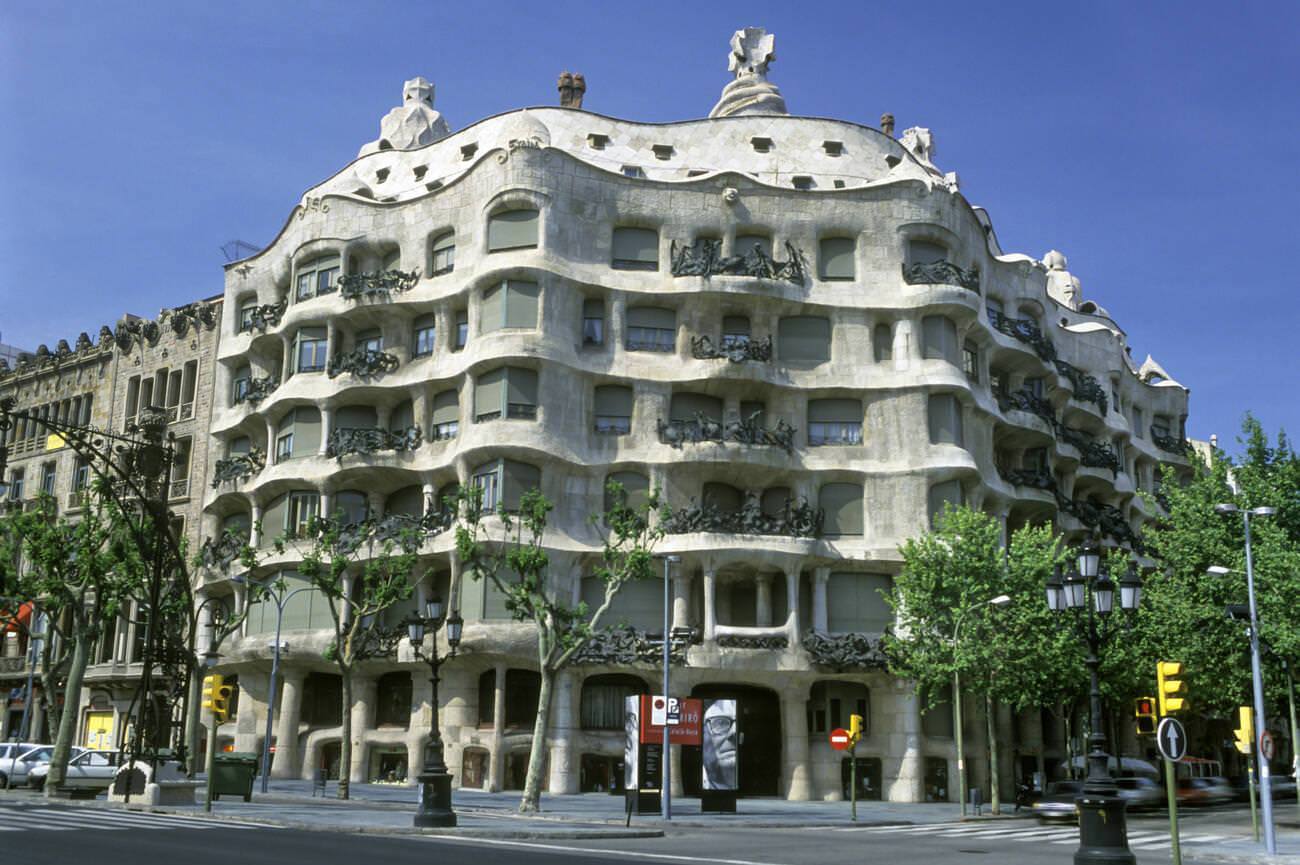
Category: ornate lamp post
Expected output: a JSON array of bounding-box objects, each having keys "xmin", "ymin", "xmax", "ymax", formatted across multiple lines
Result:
[
  {"xmin": 1045, "ymin": 537, "xmax": 1142, "ymax": 865},
  {"xmin": 407, "ymin": 594, "xmax": 462, "ymax": 827}
]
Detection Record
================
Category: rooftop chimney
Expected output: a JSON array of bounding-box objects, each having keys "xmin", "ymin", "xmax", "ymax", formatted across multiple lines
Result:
[
  {"xmin": 558, "ymin": 72, "xmax": 586, "ymax": 109},
  {"xmin": 880, "ymin": 113, "xmax": 895, "ymax": 137}
]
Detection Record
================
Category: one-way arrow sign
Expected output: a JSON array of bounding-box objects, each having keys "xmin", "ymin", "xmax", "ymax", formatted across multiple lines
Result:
[{"xmin": 1157, "ymin": 716, "xmax": 1188, "ymax": 762}]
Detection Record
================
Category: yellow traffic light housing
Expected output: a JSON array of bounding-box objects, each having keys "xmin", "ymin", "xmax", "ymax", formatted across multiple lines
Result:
[
  {"xmin": 1134, "ymin": 697, "xmax": 1157, "ymax": 735},
  {"xmin": 1156, "ymin": 661, "xmax": 1187, "ymax": 716},
  {"xmin": 1234, "ymin": 705, "xmax": 1253, "ymax": 755},
  {"xmin": 201, "ymin": 674, "xmax": 223, "ymax": 711},
  {"xmin": 212, "ymin": 683, "xmax": 233, "ymax": 723},
  {"xmin": 848, "ymin": 713, "xmax": 863, "ymax": 745}
]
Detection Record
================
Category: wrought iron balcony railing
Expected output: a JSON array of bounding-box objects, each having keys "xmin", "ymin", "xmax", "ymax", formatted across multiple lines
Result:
[
  {"xmin": 336, "ymin": 268, "xmax": 419, "ymax": 301},
  {"xmin": 326, "ymin": 425, "xmax": 423, "ymax": 459},
  {"xmin": 669, "ymin": 239, "xmax": 808, "ymax": 284},
  {"xmin": 328, "ymin": 348, "xmax": 400, "ymax": 379},
  {"xmin": 211, "ymin": 448, "xmax": 266, "ymax": 487},
  {"xmin": 901, "ymin": 259, "xmax": 980, "ymax": 293},
  {"xmin": 657, "ymin": 412, "xmax": 796, "ymax": 454},
  {"xmin": 660, "ymin": 494, "xmax": 823, "ymax": 538},
  {"xmin": 690, "ymin": 334, "xmax": 773, "ymax": 363}
]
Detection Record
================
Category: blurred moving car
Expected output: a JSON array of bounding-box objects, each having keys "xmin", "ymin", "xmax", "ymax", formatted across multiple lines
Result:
[
  {"xmin": 1033, "ymin": 780, "xmax": 1084, "ymax": 821},
  {"xmin": 1177, "ymin": 776, "xmax": 1234, "ymax": 806},
  {"xmin": 28, "ymin": 749, "xmax": 120, "ymax": 792},
  {"xmin": 0, "ymin": 743, "xmax": 45, "ymax": 789},
  {"xmin": 1114, "ymin": 776, "xmax": 1164, "ymax": 811},
  {"xmin": 1270, "ymin": 774, "xmax": 1297, "ymax": 801},
  {"xmin": 0, "ymin": 745, "xmax": 58, "ymax": 789}
]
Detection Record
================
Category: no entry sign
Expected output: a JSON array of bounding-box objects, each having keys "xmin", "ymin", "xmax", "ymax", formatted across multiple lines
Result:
[{"xmin": 829, "ymin": 728, "xmax": 852, "ymax": 751}]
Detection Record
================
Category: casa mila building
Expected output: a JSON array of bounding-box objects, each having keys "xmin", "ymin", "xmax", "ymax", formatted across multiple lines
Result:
[{"xmin": 200, "ymin": 28, "xmax": 1192, "ymax": 802}]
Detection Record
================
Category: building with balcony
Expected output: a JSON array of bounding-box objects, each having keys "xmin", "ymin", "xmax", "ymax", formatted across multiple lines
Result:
[
  {"xmin": 199, "ymin": 29, "xmax": 1191, "ymax": 801},
  {"xmin": 0, "ymin": 300, "xmax": 223, "ymax": 747}
]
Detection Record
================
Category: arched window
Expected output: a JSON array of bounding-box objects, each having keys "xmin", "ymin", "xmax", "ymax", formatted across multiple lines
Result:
[
  {"xmin": 487, "ymin": 208, "xmax": 539, "ymax": 252},
  {"xmin": 430, "ymin": 389, "xmax": 459, "ymax": 440},
  {"xmin": 429, "ymin": 231, "xmax": 455, "ymax": 276}
]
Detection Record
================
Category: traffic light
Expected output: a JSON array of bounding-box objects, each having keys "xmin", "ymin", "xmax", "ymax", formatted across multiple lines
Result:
[
  {"xmin": 201, "ymin": 674, "xmax": 233, "ymax": 721},
  {"xmin": 1233, "ymin": 706, "xmax": 1253, "ymax": 755},
  {"xmin": 1156, "ymin": 661, "xmax": 1187, "ymax": 716},
  {"xmin": 848, "ymin": 713, "xmax": 863, "ymax": 745},
  {"xmin": 1134, "ymin": 697, "xmax": 1157, "ymax": 735}
]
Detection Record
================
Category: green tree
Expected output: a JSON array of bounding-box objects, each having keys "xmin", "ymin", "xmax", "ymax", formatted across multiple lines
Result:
[{"xmin": 455, "ymin": 481, "xmax": 660, "ymax": 813}]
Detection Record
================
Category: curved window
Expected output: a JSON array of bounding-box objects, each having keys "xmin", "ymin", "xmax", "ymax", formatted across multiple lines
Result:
[
  {"xmin": 429, "ymin": 231, "xmax": 455, "ymax": 276},
  {"xmin": 626, "ymin": 307, "xmax": 675, "ymax": 353},
  {"xmin": 927, "ymin": 480, "xmax": 963, "ymax": 528},
  {"xmin": 818, "ymin": 237, "xmax": 856, "ymax": 281},
  {"xmin": 611, "ymin": 227, "xmax": 659, "ymax": 270},
  {"xmin": 827, "ymin": 574, "xmax": 892, "ymax": 633},
  {"xmin": 820, "ymin": 482, "xmax": 864, "ymax": 537},
  {"xmin": 481, "ymin": 280, "xmax": 540, "ymax": 332},
  {"xmin": 471, "ymin": 459, "xmax": 541, "ymax": 512},
  {"xmin": 295, "ymin": 255, "xmax": 340, "ymax": 301},
  {"xmin": 294, "ymin": 327, "xmax": 328, "ymax": 373},
  {"xmin": 412, "ymin": 314, "xmax": 436, "ymax": 357},
  {"xmin": 907, "ymin": 239, "xmax": 948, "ymax": 265},
  {"xmin": 921, "ymin": 315, "xmax": 959, "ymax": 364},
  {"xmin": 808, "ymin": 399, "xmax": 863, "ymax": 446},
  {"xmin": 594, "ymin": 385, "xmax": 633, "ymax": 435},
  {"xmin": 487, "ymin": 208, "xmax": 539, "ymax": 252},
  {"xmin": 778, "ymin": 316, "xmax": 831, "ymax": 366},
  {"xmin": 475, "ymin": 367, "xmax": 538, "ymax": 422},
  {"xmin": 275, "ymin": 407, "xmax": 321, "ymax": 462},
  {"xmin": 927, "ymin": 394, "xmax": 964, "ymax": 447}
]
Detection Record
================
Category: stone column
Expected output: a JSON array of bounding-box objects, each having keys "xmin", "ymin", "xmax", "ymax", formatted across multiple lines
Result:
[
  {"xmin": 672, "ymin": 570, "xmax": 692, "ymax": 632},
  {"xmin": 233, "ymin": 675, "xmax": 261, "ymax": 753},
  {"xmin": 264, "ymin": 417, "xmax": 277, "ymax": 457},
  {"xmin": 547, "ymin": 670, "xmax": 579, "ymax": 794},
  {"xmin": 279, "ymin": 333, "xmax": 293, "ymax": 378},
  {"xmin": 319, "ymin": 491, "xmax": 333, "ymax": 523},
  {"xmin": 785, "ymin": 569, "xmax": 801, "ymax": 642},
  {"xmin": 781, "ymin": 688, "xmax": 812, "ymax": 800},
  {"xmin": 887, "ymin": 683, "xmax": 924, "ymax": 802},
  {"xmin": 812, "ymin": 567, "xmax": 830, "ymax": 633},
  {"xmin": 319, "ymin": 407, "xmax": 333, "ymax": 457},
  {"xmin": 755, "ymin": 574, "xmax": 773, "ymax": 627},
  {"xmin": 702, "ymin": 570, "xmax": 717, "ymax": 641},
  {"xmin": 272, "ymin": 672, "xmax": 305, "ymax": 778},
  {"xmin": 348, "ymin": 675, "xmax": 376, "ymax": 784},
  {"xmin": 488, "ymin": 662, "xmax": 507, "ymax": 792},
  {"xmin": 248, "ymin": 502, "xmax": 263, "ymax": 549}
]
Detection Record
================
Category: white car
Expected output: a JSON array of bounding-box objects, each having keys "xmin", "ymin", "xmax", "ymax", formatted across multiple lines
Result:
[
  {"xmin": 28, "ymin": 749, "xmax": 121, "ymax": 792},
  {"xmin": 0, "ymin": 744, "xmax": 59, "ymax": 789}
]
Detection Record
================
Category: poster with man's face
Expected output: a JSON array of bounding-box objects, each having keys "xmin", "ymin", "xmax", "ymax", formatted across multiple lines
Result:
[
  {"xmin": 624, "ymin": 695, "xmax": 640, "ymax": 790},
  {"xmin": 702, "ymin": 699, "xmax": 738, "ymax": 790}
]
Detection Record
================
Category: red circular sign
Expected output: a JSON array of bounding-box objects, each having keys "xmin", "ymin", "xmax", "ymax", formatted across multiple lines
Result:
[{"xmin": 829, "ymin": 729, "xmax": 852, "ymax": 751}]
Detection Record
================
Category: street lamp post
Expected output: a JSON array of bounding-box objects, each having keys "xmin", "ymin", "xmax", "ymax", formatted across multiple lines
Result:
[
  {"xmin": 1213, "ymin": 502, "xmax": 1278, "ymax": 855},
  {"xmin": 657, "ymin": 554, "xmax": 681, "ymax": 820},
  {"xmin": 951, "ymin": 594, "xmax": 1011, "ymax": 816},
  {"xmin": 406, "ymin": 594, "xmax": 463, "ymax": 828},
  {"xmin": 1045, "ymin": 538, "xmax": 1143, "ymax": 865}
]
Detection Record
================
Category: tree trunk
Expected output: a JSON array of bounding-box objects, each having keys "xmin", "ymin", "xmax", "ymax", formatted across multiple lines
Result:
[
  {"xmin": 519, "ymin": 665, "xmax": 555, "ymax": 813},
  {"xmin": 45, "ymin": 632, "xmax": 90, "ymax": 793},
  {"xmin": 986, "ymin": 692, "xmax": 1001, "ymax": 814},
  {"xmin": 337, "ymin": 668, "xmax": 352, "ymax": 800}
]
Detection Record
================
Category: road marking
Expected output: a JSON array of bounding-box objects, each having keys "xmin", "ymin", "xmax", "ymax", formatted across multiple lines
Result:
[
  {"xmin": 415, "ymin": 836, "xmax": 793, "ymax": 865},
  {"xmin": 0, "ymin": 805, "xmax": 267, "ymax": 832}
]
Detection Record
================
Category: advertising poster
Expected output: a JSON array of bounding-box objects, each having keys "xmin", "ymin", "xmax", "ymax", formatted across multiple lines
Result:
[
  {"xmin": 624, "ymin": 694, "xmax": 640, "ymax": 790},
  {"xmin": 702, "ymin": 699, "xmax": 738, "ymax": 791}
]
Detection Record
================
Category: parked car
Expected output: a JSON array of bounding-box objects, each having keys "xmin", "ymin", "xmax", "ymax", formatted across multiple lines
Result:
[
  {"xmin": 1177, "ymin": 776, "xmax": 1234, "ymax": 806},
  {"xmin": 28, "ymin": 749, "xmax": 121, "ymax": 792},
  {"xmin": 1114, "ymin": 776, "xmax": 1164, "ymax": 811},
  {"xmin": 0, "ymin": 743, "xmax": 45, "ymax": 789},
  {"xmin": 0, "ymin": 745, "xmax": 57, "ymax": 789},
  {"xmin": 1033, "ymin": 780, "xmax": 1085, "ymax": 821}
]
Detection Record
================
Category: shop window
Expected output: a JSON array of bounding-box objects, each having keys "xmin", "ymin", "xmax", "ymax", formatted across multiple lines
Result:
[
  {"xmin": 807, "ymin": 681, "xmax": 870, "ymax": 735},
  {"xmin": 505, "ymin": 669, "xmax": 542, "ymax": 729},
  {"xmin": 301, "ymin": 673, "xmax": 343, "ymax": 727},
  {"xmin": 375, "ymin": 672, "xmax": 412, "ymax": 729},
  {"xmin": 477, "ymin": 670, "xmax": 496, "ymax": 726}
]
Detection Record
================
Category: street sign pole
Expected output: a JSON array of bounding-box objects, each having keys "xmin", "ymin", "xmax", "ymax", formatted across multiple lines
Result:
[
  {"xmin": 850, "ymin": 741, "xmax": 857, "ymax": 823},
  {"xmin": 204, "ymin": 716, "xmax": 219, "ymax": 812},
  {"xmin": 1163, "ymin": 754, "xmax": 1180, "ymax": 865},
  {"xmin": 1156, "ymin": 715, "xmax": 1187, "ymax": 865}
]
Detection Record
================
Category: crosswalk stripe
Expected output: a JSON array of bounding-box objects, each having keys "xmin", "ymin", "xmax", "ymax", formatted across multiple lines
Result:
[{"xmin": 1, "ymin": 806, "xmax": 261, "ymax": 832}]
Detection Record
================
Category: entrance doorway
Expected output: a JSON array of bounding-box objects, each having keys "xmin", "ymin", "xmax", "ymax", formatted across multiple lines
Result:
[{"xmin": 685, "ymin": 684, "xmax": 781, "ymax": 796}]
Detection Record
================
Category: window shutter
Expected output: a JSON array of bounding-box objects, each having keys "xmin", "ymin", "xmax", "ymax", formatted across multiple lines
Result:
[
  {"xmin": 819, "ymin": 237, "xmax": 856, "ymax": 280},
  {"xmin": 504, "ymin": 281, "xmax": 540, "ymax": 329},
  {"xmin": 389, "ymin": 400, "xmax": 415, "ymax": 430},
  {"xmin": 669, "ymin": 393, "xmax": 723, "ymax": 424},
  {"xmin": 431, "ymin": 390, "xmax": 459, "ymax": 425},
  {"xmin": 583, "ymin": 298, "xmax": 604, "ymax": 319},
  {"xmin": 722, "ymin": 316, "xmax": 751, "ymax": 336},
  {"xmin": 487, "ymin": 208, "xmax": 539, "ymax": 251},
  {"xmin": 480, "ymin": 284, "xmax": 504, "ymax": 332},
  {"xmin": 611, "ymin": 227, "xmax": 659, "ymax": 266},
  {"xmin": 594, "ymin": 385, "xmax": 633, "ymax": 416},
  {"xmin": 735, "ymin": 234, "xmax": 772, "ymax": 258},
  {"xmin": 778, "ymin": 316, "xmax": 831, "ymax": 364},
  {"xmin": 928, "ymin": 481, "xmax": 963, "ymax": 527},
  {"xmin": 703, "ymin": 482, "xmax": 743, "ymax": 514},
  {"xmin": 414, "ymin": 313, "xmax": 436, "ymax": 330},
  {"xmin": 606, "ymin": 471, "xmax": 649, "ymax": 512},
  {"xmin": 626, "ymin": 306, "xmax": 675, "ymax": 330},
  {"xmin": 820, "ymin": 482, "xmax": 864, "ymax": 536},
  {"xmin": 229, "ymin": 436, "xmax": 251, "ymax": 455},
  {"xmin": 807, "ymin": 398, "xmax": 861, "ymax": 423},
  {"xmin": 298, "ymin": 326, "xmax": 326, "ymax": 341},
  {"xmin": 921, "ymin": 315, "xmax": 958, "ymax": 363},
  {"xmin": 475, "ymin": 368, "xmax": 506, "ymax": 418},
  {"xmin": 927, "ymin": 394, "xmax": 963, "ymax": 446},
  {"xmin": 503, "ymin": 460, "xmax": 541, "ymax": 510},
  {"xmin": 335, "ymin": 405, "xmax": 376, "ymax": 429},
  {"xmin": 263, "ymin": 494, "xmax": 288, "ymax": 537},
  {"xmin": 507, "ymin": 367, "xmax": 539, "ymax": 406},
  {"xmin": 382, "ymin": 251, "xmax": 400, "ymax": 271},
  {"xmin": 294, "ymin": 407, "xmax": 322, "ymax": 455},
  {"xmin": 827, "ymin": 573, "xmax": 893, "ymax": 633},
  {"xmin": 760, "ymin": 486, "xmax": 791, "ymax": 516},
  {"xmin": 908, "ymin": 240, "xmax": 948, "ymax": 264}
]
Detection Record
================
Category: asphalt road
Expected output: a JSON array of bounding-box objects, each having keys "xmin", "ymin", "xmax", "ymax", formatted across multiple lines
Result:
[{"xmin": 0, "ymin": 801, "xmax": 1270, "ymax": 865}]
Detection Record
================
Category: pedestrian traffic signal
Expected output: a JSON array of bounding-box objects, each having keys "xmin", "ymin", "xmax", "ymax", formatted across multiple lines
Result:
[
  {"xmin": 848, "ymin": 713, "xmax": 863, "ymax": 745},
  {"xmin": 1134, "ymin": 697, "xmax": 1157, "ymax": 735},
  {"xmin": 1233, "ymin": 706, "xmax": 1253, "ymax": 755},
  {"xmin": 1156, "ymin": 661, "xmax": 1187, "ymax": 715}
]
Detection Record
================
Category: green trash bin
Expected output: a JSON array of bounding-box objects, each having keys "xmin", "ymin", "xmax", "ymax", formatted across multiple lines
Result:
[{"xmin": 211, "ymin": 752, "xmax": 259, "ymax": 802}]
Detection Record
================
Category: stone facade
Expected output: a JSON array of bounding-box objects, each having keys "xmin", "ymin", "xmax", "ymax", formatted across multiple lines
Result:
[{"xmin": 0, "ymin": 299, "xmax": 224, "ymax": 748}]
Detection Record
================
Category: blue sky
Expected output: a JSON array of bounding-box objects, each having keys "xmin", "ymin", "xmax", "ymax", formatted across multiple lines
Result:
[{"xmin": 1, "ymin": 1, "xmax": 1296, "ymax": 451}]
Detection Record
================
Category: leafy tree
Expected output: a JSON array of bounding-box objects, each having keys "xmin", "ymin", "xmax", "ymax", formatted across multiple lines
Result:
[{"xmin": 455, "ymin": 481, "xmax": 660, "ymax": 813}]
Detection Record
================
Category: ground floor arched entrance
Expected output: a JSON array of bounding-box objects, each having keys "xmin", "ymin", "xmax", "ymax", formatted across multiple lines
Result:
[{"xmin": 685, "ymin": 683, "xmax": 781, "ymax": 797}]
